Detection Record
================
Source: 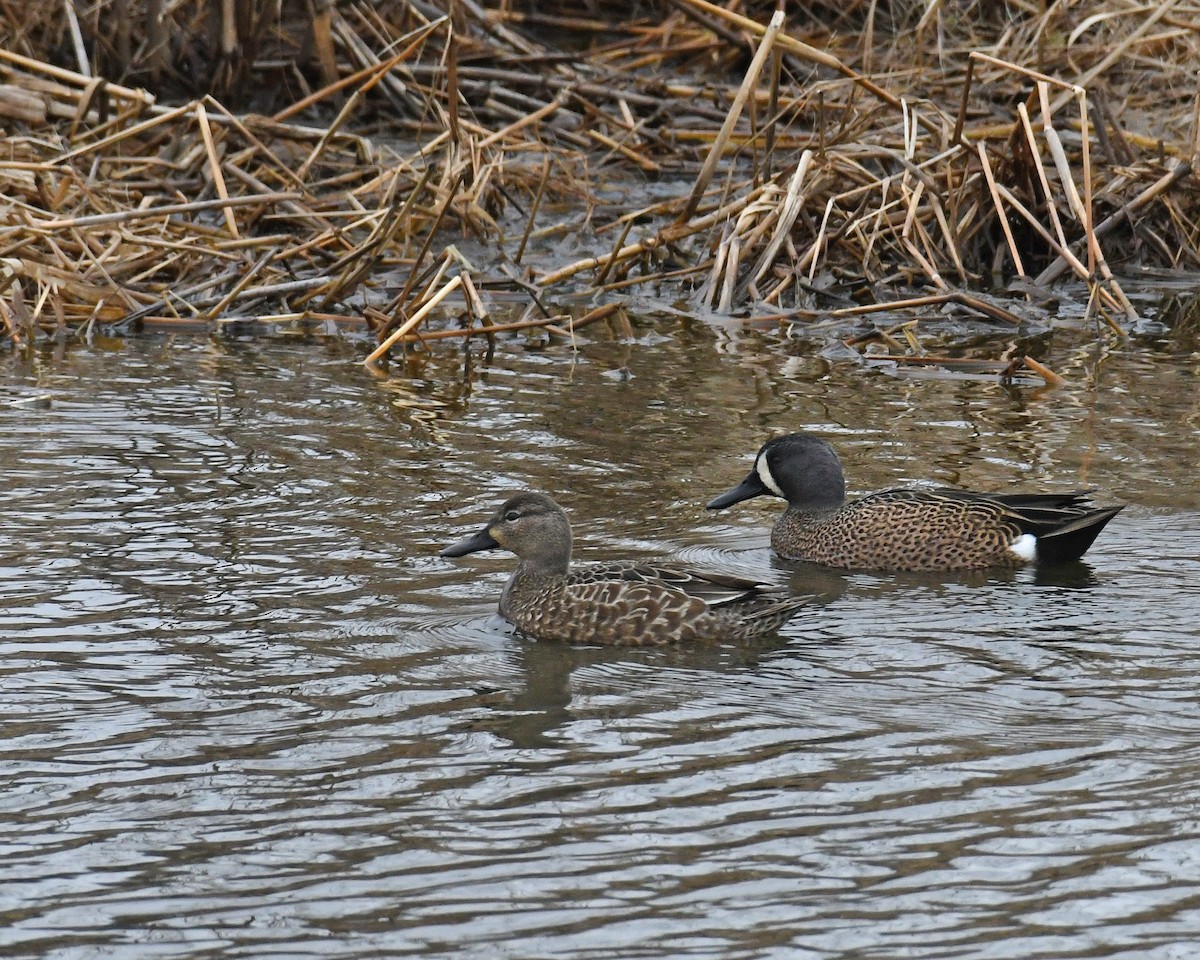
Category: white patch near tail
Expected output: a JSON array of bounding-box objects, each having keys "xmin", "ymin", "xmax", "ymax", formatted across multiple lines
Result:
[
  {"xmin": 1008, "ymin": 533, "xmax": 1037, "ymax": 563},
  {"xmin": 755, "ymin": 455, "xmax": 785, "ymax": 497}
]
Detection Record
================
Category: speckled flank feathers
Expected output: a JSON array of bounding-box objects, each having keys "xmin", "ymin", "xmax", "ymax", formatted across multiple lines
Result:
[
  {"xmin": 708, "ymin": 433, "xmax": 1124, "ymax": 572},
  {"xmin": 441, "ymin": 491, "xmax": 808, "ymax": 646}
]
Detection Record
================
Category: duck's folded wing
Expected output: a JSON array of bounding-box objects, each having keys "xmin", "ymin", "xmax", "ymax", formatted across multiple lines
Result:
[
  {"xmin": 865, "ymin": 487, "xmax": 1104, "ymax": 524},
  {"xmin": 880, "ymin": 486, "xmax": 1098, "ymax": 514},
  {"xmin": 568, "ymin": 561, "xmax": 776, "ymax": 608}
]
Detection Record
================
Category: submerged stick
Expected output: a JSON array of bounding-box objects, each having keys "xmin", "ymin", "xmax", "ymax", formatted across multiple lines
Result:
[{"xmin": 1022, "ymin": 356, "xmax": 1066, "ymax": 388}]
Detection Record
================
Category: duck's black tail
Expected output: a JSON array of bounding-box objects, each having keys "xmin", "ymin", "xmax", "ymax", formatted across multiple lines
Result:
[{"xmin": 1034, "ymin": 505, "xmax": 1125, "ymax": 565}]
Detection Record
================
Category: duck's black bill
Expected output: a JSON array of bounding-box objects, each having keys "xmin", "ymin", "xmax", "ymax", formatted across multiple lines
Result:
[
  {"xmin": 439, "ymin": 526, "xmax": 499, "ymax": 557},
  {"xmin": 706, "ymin": 472, "xmax": 769, "ymax": 510}
]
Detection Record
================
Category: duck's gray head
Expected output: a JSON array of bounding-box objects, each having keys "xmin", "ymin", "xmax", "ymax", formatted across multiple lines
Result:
[
  {"xmin": 440, "ymin": 491, "xmax": 572, "ymax": 574},
  {"xmin": 707, "ymin": 432, "xmax": 846, "ymax": 510}
]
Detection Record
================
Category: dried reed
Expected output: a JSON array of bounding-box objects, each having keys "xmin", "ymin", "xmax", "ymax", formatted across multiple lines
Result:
[{"xmin": 1, "ymin": 0, "xmax": 1197, "ymax": 382}]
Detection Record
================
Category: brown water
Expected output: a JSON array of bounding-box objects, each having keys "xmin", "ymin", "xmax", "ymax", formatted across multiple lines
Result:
[{"xmin": 2, "ymin": 309, "xmax": 1200, "ymax": 959}]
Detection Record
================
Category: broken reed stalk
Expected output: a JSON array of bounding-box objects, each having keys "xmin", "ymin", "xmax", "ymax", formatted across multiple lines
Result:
[
  {"xmin": 364, "ymin": 274, "xmax": 464, "ymax": 366},
  {"xmin": 195, "ymin": 101, "xmax": 239, "ymax": 238},
  {"xmin": 33, "ymin": 193, "xmax": 303, "ymax": 230},
  {"xmin": 514, "ymin": 156, "xmax": 551, "ymax": 266},
  {"xmin": 679, "ymin": 10, "xmax": 784, "ymax": 224},
  {"xmin": 1036, "ymin": 159, "xmax": 1194, "ymax": 285},
  {"xmin": 202, "ymin": 248, "xmax": 276, "ymax": 322},
  {"xmin": 673, "ymin": 0, "xmax": 944, "ymax": 138},
  {"xmin": 977, "ymin": 142, "xmax": 1026, "ymax": 281}
]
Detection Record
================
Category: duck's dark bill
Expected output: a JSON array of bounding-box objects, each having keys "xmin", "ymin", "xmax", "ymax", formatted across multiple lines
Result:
[
  {"xmin": 706, "ymin": 472, "xmax": 769, "ymax": 510},
  {"xmin": 439, "ymin": 526, "xmax": 499, "ymax": 557}
]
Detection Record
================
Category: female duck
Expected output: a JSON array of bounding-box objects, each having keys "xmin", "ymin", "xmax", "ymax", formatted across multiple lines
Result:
[
  {"xmin": 441, "ymin": 491, "xmax": 808, "ymax": 645},
  {"xmin": 708, "ymin": 432, "xmax": 1123, "ymax": 572}
]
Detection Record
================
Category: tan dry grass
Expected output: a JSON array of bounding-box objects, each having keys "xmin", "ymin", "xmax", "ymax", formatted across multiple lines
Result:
[{"xmin": 0, "ymin": 1, "xmax": 1197, "ymax": 377}]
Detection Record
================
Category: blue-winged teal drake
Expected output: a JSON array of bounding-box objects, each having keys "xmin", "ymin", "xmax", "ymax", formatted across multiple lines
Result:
[
  {"xmin": 707, "ymin": 432, "xmax": 1124, "ymax": 572},
  {"xmin": 440, "ymin": 491, "xmax": 809, "ymax": 645}
]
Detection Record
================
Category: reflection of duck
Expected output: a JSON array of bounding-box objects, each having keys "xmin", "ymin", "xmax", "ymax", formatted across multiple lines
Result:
[
  {"xmin": 481, "ymin": 632, "xmax": 799, "ymax": 750},
  {"xmin": 709, "ymin": 433, "xmax": 1124, "ymax": 572},
  {"xmin": 440, "ymin": 491, "xmax": 809, "ymax": 645}
]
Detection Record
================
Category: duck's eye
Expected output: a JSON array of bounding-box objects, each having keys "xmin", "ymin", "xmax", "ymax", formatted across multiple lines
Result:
[{"xmin": 504, "ymin": 510, "xmax": 520, "ymax": 522}]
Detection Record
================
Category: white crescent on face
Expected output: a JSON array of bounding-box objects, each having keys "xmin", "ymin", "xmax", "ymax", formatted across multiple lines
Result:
[{"xmin": 755, "ymin": 454, "xmax": 786, "ymax": 497}]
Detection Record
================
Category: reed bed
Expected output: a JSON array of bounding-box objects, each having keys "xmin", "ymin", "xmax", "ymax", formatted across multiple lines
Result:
[{"xmin": 1, "ymin": 0, "xmax": 1198, "ymax": 380}]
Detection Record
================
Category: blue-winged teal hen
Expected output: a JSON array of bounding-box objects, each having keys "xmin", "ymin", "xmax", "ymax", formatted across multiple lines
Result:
[
  {"xmin": 440, "ymin": 491, "xmax": 809, "ymax": 645},
  {"xmin": 707, "ymin": 432, "xmax": 1124, "ymax": 572}
]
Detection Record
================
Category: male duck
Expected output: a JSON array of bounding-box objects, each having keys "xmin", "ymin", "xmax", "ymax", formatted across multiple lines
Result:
[
  {"xmin": 441, "ymin": 491, "xmax": 809, "ymax": 645},
  {"xmin": 707, "ymin": 432, "xmax": 1124, "ymax": 572}
]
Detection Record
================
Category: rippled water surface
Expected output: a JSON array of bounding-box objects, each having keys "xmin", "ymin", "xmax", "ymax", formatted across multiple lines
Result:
[{"xmin": 3, "ymin": 315, "xmax": 1200, "ymax": 959}]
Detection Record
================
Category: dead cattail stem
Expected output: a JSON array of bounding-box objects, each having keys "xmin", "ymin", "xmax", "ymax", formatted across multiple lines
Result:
[
  {"xmin": 195, "ymin": 101, "xmax": 239, "ymax": 239},
  {"xmin": 1036, "ymin": 159, "xmax": 1195, "ymax": 285},
  {"xmin": 478, "ymin": 92, "xmax": 568, "ymax": 150},
  {"xmin": 33, "ymin": 192, "xmax": 303, "ymax": 230},
  {"xmin": 674, "ymin": 0, "xmax": 945, "ymax": 138},
  {"xmin": 977, "ymin": 142, "xmax": 1026, "ymax": 281},
  {"xmin": 0, "ymin": 47, "xmax": 152, "ymax": 106},
  {"xmin": 514, "ymin": 156, "xmax": 551, "ymax": 266},
  {"xmin": 679, "ymin": 10, "xmax": 785, "ymax": 224}
]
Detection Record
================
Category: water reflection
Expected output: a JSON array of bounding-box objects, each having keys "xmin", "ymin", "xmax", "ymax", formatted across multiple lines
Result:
[
  {"xmin": 477, "ymin": 632, "xmax": 803, "ymax": 751},
  {"xmin": 1, "ymin": 324, "xmax": 1199, "ymax": 959}
]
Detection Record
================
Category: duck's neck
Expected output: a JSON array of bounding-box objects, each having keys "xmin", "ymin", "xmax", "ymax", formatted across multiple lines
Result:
[
  {"xmin": 502, "ymin": 555, "xmax": 568, "ymax": 613},
  {"xmin": 515, "ymin": 553, "xmax": 569, "ymax": 580},
  {"xmin": 783, "ymin": 499, "xmax": 841, "ymax": 523}
]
